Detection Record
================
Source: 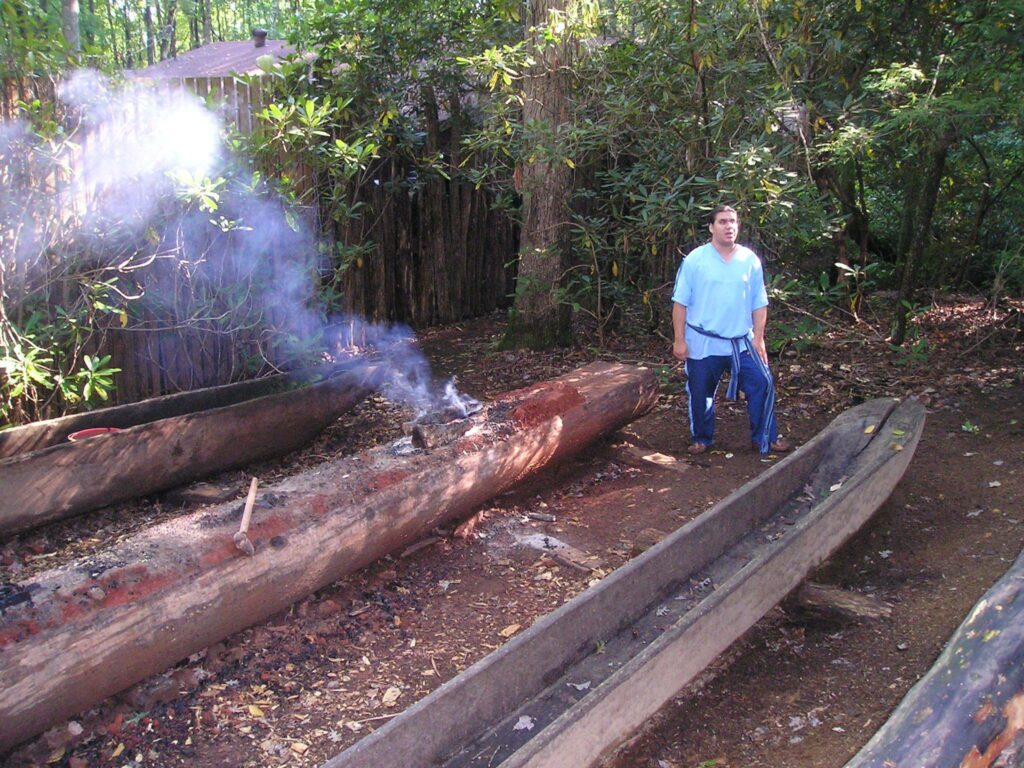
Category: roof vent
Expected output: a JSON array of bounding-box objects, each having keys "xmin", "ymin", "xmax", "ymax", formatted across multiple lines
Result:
[{"xmin": 252, "ymin": 28, "xmax": 268, "ymax": 48}]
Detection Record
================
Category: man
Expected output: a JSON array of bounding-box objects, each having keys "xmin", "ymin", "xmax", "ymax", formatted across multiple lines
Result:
[{"xmin": 671, "ymin": 205, "xmax": 789, "ymax": 455}]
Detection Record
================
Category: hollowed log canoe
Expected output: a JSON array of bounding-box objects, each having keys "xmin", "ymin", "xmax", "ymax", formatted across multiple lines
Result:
[
  {"xmin": 0, "ymin": 361, "xmax": 381, "ymax": 537},
  {"xmin": 0, "ymin": 361, "xmax": 660, "ymax": 753},
  {"xmin": 324, "ymin": 397, "xmax": 926, "ymax": 768},
  {"xmin": 844, "ymin": 546, "xmax": 1024, "ymax": 768}
]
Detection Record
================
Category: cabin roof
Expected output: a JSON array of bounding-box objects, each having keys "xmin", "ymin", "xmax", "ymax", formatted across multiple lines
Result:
[{"xmin": 129, "ymin": 39, "xmax": 297, "ymax": 79}]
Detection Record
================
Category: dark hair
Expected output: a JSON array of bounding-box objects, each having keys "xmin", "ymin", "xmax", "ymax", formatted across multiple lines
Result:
[{"xmin": 708, "ymin": 204, "xmax": 738, "ymax": 225}]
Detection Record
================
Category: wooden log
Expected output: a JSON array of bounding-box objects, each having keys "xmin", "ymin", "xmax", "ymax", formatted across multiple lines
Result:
[
  {"xmin": 0, "ymin": 362, "xmax": 379, "ymax": 536},
  {"xmin": 0, "ymin": 362, "xmax": 659, "ymax": 753},
  {"xmin": 785, "ymin": 581, "xmax": 893, "ymax": 623},
  {"xmin": 844, "ymin": 548, "xmax": 1024, "ymax": 768}
]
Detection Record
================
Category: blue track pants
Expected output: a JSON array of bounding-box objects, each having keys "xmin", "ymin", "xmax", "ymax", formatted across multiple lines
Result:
[{"xmin": 685, "ymin": 352, "xmax": 778, "ymax": 452}]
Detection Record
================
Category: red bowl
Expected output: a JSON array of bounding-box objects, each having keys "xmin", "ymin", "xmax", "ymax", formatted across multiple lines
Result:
[{"xmin": 68, "ymin": 427, "xmax": 123, "ymax": 442}]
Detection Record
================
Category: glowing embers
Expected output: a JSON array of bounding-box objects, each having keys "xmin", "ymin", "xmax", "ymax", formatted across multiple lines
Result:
[{"xmin": 403, "ymin": 396, "xmax": 484, "ymax": 450}]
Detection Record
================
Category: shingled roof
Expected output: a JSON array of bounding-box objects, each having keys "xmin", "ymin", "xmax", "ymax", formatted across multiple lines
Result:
[{"xmin": 129, "ymin": 36, "xmax": 297, "ymax": 79}]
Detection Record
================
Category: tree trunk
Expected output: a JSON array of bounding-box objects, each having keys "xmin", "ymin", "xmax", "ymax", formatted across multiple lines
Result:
[
  {"xmin": 189, "ymin": 3, "xmax": 199, "ymax": 49},
  {"xmin": 891, "ymin": 129, "xmax": 954, "ymax": 346},
  {"xmin": 121, "ymin": 5, "xmax": 133, "ymax": 68},
  {"xmin": 143, "ymin": 5, "xmax": 156, "ymax": 66},
  {"xmin": 501, "ymin": 0, "xmax": 575, "ymax": 350},
  {"xmin": 104, "ymin": 0, "xmax": 120, "ymax": 66},
  {"xmin": 84, "ymin": 0, "xmax": 94, "ymax": 46},
  {"xmin": 844, "ymin": 549, "xmax": 1024, "ymax": 768},
  {"xmin": 201, "ymin": 0, "xmax": 212, "ymax": 44},
  {"xmin": 61, "ymin": 0, "xmax": 81, "ymax": 52},
  {"xmin": 158, "ymin": 0, "xmax": 178, "ymax": 60}
]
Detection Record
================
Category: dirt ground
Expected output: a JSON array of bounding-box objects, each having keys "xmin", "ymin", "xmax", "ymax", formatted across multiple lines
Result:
[{"xmin": 2, "ymin": 296, "xmax": 1022, "ymax": 768}]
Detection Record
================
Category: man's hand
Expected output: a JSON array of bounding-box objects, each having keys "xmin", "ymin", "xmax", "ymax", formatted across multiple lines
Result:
[
  {"xmin": 671, "ymin": 302, "xmax": 688, "ymax": 362},
  {"xmin": 752, "ymin": 336, "xmax": 768, "ymax": 365},
  {"xmin": 751, "ymin": 306, "xmax": 769, "ymax": 365},
  {"xmin": 673, "ymin": 339, "xmax": 688, "ymax": 361}
]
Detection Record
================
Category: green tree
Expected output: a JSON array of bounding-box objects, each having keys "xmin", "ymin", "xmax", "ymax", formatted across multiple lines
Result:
[{"xmin": 499, "ymin": 0, "xmax": 595, "ymax": 349}]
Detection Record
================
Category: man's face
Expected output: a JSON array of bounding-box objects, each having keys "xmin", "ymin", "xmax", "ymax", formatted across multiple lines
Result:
[{"xmin": 709, "ymin": 211, "xmax": 739, "ymax": 247}]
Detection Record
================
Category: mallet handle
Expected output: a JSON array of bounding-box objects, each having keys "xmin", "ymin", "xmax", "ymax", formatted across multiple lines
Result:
[{"xmin": 239, "ymin": 477, "xmax": 258, "ymax": 534}]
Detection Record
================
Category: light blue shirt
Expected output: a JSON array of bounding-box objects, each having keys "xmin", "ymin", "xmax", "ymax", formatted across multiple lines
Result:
[{"xmin": 671, "ymin": 243, "xmax": 769, "ymax": 360}]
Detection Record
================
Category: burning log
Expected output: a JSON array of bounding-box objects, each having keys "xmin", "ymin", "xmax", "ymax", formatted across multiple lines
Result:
[
  {"xmin": 0, "ymin": 362, "xmax": 658, "ymax": 752},
  {"xmin": 402, "ymin": 391, "xmax": 483, "ymax": 450}
]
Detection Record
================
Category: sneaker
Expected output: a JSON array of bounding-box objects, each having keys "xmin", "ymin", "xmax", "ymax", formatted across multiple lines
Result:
[{"xmin": 687, "ymin": 442, "xmax": 709, "ymax": 455}]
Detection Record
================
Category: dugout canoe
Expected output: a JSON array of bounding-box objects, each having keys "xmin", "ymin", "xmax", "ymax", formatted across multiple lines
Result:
[
  {"xmin": 0, "ymin": 360, "xmax": 382, "ymax": 536},
  {"xmin": 324, "ymin": 396, "xmax": 926, "ymax": 768},
  {"xmin": 843, "ymin": 545, "xmax": 1024, "ymax": 768},
  {"xmin": 0, "ymin": 361, "xmax": 660, "ymax": 752}
]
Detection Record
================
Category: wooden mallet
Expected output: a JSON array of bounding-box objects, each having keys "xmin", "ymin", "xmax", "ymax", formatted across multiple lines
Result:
[{"xmin": 233, "ymin": 477, "xmax": 258, "ymax": 556}]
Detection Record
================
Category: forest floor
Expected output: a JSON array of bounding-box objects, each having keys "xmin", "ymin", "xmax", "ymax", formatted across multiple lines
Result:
[{"xmin": 2, "ymin": 294, "xmax": 1022, "ymax": 768}]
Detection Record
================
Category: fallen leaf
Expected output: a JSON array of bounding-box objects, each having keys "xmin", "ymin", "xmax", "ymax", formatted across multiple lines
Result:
[
  {"xmin": 567, "ymin": 681, "xmax": 591, "ymax": 691},
  {"xmin": 642, "ymin": 452, "xmax": 677, "ymax": 466},
  {"xmin": 248, "ymin": 704, "xmax": 265, "ymax": 717},
  {"xmin": 864, "ymin": 424, "xmax": 876, "ymax": 434},
  {"xmin": 290, "ymin": 741, "xmax": 309, "ymax": 754},
  {"xmin": 382, "ymin": 686, "xmax": 402, "ymax": 706},
  {"xmin": 989, "ymin": 481, "xmax": 1002, "ymax": 488},
  {"xmin": 111, "ymin": 743, "xmax": 125, "ymax": 758},
  {"xmin": 891, "ymin": 428, "xmax": 906, "ymax": 436},
  {"xmin": 344, "ymin": 721, "xmax": 363, "ymax": 732},
  {"xmin": 47, "ymin": 747, "xmax": 65, "ymax": 764},
  {"xmin": 829, "ymin": 482, "xmax": 843, "ymax": 492},
  {"xmin": 513, "ymin": 715, "xmax": 535, "ymax": 731},
  {"xmin": 499, "ymin": 623, "xmax": 521, "ymax": 638}
]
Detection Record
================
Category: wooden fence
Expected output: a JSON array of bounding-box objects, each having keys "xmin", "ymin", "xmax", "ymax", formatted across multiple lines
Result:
[
  {"xmin": 1, "ymin": 74, "xmax": 518, "ymax": 409},
  {"xmin": 1, "ymin": 76, "xmax": 58, "ymax": 121},
  {"xmin": 1, "ymin": 74, "xmax": 267, "ymax": 132}
]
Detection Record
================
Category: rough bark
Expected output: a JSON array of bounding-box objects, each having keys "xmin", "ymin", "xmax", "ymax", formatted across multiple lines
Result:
[
  {"xmin": 0, "ymin": 362, "xmax": 659, "ymax": 753},
  {"xmin": 502, "ymin": 0, "xmax": 575, "ymax": 350},
  {"xmin": 844, "ymin": 548, "xmax": 1024, "ymax": 768}
]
